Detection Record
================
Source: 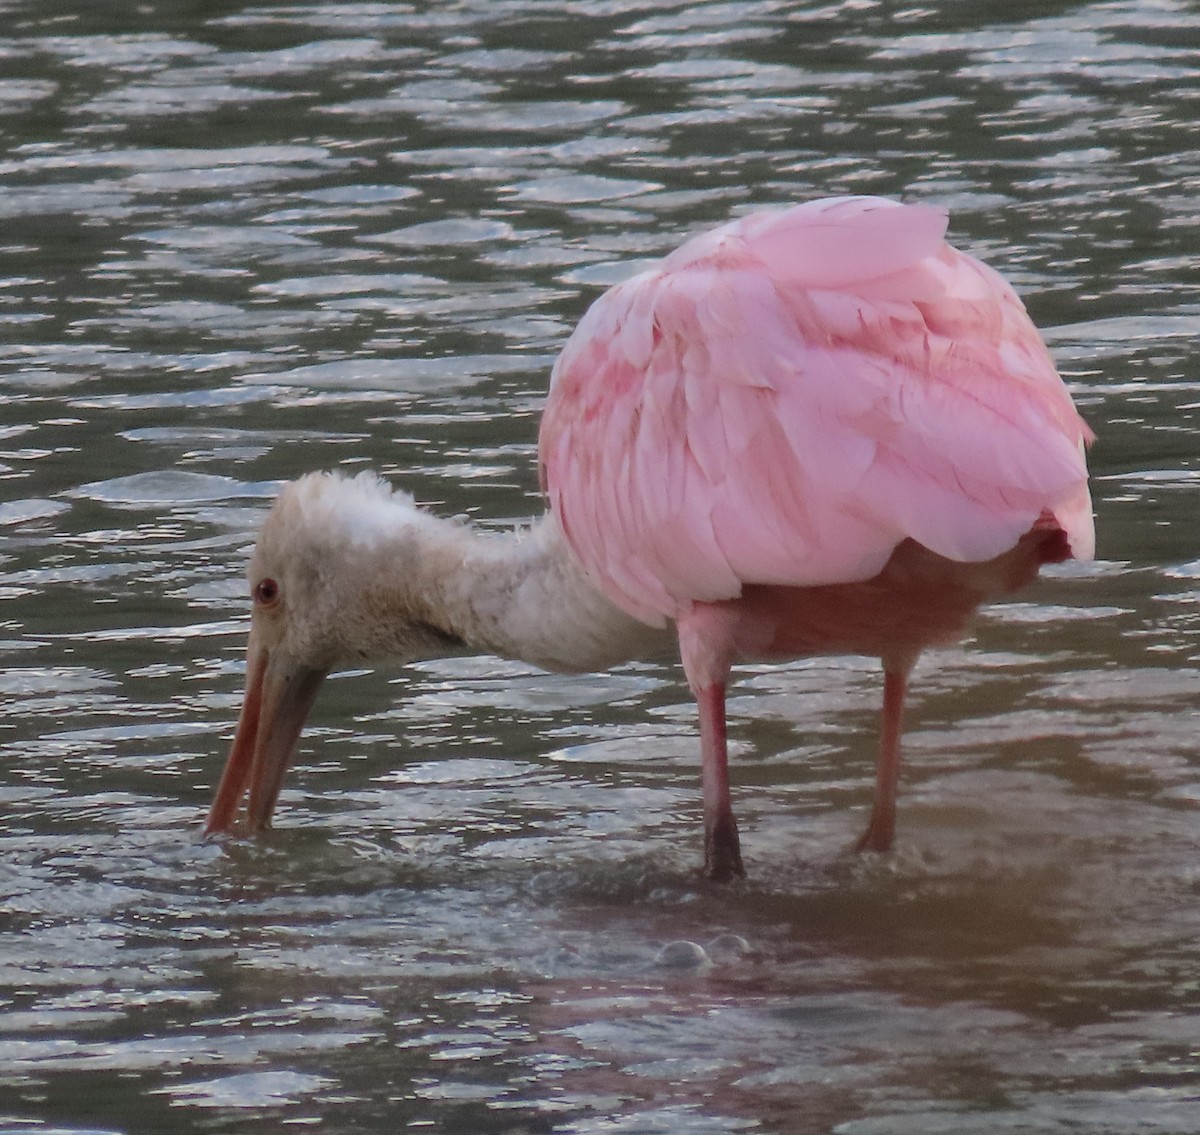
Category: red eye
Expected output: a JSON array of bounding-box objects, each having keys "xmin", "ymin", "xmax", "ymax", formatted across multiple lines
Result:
[{"xmin": 253, "ymin": 578, "xmax": 280, "ymax": 607}]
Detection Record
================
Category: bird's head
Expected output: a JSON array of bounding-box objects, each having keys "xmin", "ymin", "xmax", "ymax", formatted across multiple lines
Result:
[{"xmin": 203, "ymin": 470, "xmax": 465, "ymax": 837}]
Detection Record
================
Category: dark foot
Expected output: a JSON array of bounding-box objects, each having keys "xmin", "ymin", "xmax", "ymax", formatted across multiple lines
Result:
[
  {"xmin": 703, "ymin": 815, "xmax": 745, "ymax": 881},
  {"xmin": 854, "ymin": 808, "xmax": 895, "ymax": 853}
]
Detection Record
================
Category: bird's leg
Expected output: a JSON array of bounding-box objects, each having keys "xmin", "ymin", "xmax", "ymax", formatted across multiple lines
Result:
[
  {"xmin": 677, "ymin": 604, "xmax": 744, "ymax": 882},
  {"xmin": 855, "ymin": 665, "xmax": 911, "ymax": 853},
  {"xmin": 696, "ymin": 681, "xmax": 744, "ymax": 881}
]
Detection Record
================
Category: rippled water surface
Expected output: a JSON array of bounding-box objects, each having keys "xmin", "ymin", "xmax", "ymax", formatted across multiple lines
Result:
[{"xmin": 2, "ymin": 2, "xmax": 1199, "ymax": 1132}]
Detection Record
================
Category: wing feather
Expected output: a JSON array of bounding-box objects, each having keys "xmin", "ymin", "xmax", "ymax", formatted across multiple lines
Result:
[{"xmin": 539, "ymin": 196, "xmax": 1094, "ymax": 625}]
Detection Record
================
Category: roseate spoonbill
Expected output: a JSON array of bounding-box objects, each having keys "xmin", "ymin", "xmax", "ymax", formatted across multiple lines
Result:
[{"xmin": 204, "ymin": 196, "xmax": 1094, "ymax": 881}]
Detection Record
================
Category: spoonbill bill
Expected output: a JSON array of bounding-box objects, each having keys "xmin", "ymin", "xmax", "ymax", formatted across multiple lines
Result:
[{"xmin": 204, "ymin": 196, "xmax": 1094, "ymax": 880}]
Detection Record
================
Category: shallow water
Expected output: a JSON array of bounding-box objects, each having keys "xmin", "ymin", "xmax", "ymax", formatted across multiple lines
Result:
[{"xmin": 1, "ymin": 1, "xmax": 1199, "ymax": 1132}]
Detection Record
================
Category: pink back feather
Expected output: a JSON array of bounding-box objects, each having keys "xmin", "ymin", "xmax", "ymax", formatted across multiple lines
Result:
[{"xmin": 539, "ymin": 196, "xmax": 1094, "ymax": 627}]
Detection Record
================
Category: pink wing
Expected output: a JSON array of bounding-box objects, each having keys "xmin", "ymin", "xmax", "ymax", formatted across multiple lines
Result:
[{"xmin": 539, "ymin": 196, "xmax": 1094, "ymax": 627}]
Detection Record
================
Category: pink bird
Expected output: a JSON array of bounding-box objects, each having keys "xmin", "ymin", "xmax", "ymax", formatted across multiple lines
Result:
[{"xmin": 205, "ymin": 196, "xmax": 1094, "ymax": 881}]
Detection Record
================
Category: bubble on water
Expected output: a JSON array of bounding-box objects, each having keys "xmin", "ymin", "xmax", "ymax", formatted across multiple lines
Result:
[
  {"xmin": 706, "ymin": 933, "xmax": 752, "ymax": 963},
  {"xmin": 653, "ymin": 940, "xmax": 711, "ymax": 971}
]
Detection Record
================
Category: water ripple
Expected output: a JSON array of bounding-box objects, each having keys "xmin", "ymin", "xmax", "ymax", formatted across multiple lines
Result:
[{"xmin": 0, "ymin": 2, "xmax": 1196, "ymax": 1132}]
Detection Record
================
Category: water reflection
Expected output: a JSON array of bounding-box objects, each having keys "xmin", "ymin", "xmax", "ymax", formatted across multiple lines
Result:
[{"xmin": 1, "ymin": 0, "xmax": 1199, "ymax": 1132}]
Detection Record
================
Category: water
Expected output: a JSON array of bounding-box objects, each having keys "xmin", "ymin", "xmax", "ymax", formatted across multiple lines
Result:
[{"xmin": 1, "ymin": 1, "xmax": 1199, "ymax": 1132}]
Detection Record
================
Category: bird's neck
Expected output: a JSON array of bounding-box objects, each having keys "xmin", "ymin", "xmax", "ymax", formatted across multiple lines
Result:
[{"xmin": 405, "ymin": 511, "xmax": 668, "ymax": 674}]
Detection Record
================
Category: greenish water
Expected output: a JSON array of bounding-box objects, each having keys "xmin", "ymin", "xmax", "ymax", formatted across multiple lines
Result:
[{"xmin": 1, "ymin": 2, "xmax": 1199, "ymax": 1132}]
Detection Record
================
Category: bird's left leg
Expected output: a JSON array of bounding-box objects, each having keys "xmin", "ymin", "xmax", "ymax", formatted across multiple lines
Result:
[
  {"xmin": 855, "ymin": 663, "xmax": 912, "ymax": 853},
  {"xmin": 677, "ymin": 604, "xmax": 744, "ymax": 882}
]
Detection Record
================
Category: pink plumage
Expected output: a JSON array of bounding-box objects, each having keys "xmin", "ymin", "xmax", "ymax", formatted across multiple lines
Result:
[
  {"xmin": 541, "ymin": 195, "xmax": 1092, "ymax": 624},
  {"xmin": 540, "ymin": 196, "xmax": 1093, "ymax": 877}
]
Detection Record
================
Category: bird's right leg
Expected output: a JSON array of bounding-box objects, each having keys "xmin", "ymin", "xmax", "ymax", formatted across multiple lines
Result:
[
  {"xmin": 678, "ymin": 604, "xmax": 744, "ymax": 882},
  {"xmin": 855, "ymin": 664, "xmax": 912, "ymax": 853}
]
